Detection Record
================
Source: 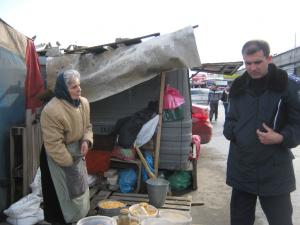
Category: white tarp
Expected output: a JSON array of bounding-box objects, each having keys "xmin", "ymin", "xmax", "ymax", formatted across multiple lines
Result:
[{"xmin": 46, "ymin": 26, "xmax": 201, "ymax": 102}]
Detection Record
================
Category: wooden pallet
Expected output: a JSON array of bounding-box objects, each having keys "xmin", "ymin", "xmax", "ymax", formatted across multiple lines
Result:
[
  {"xmin": 109, "ymin": 192, "xmax": 192, "ymax": 211},
  {"xmin": 88, "ymin": 188, "xmax": 193, "ymax": 216}
]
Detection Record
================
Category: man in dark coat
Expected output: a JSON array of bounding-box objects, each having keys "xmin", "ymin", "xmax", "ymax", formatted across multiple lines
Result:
[
  {"xmin": 208, "ymin": 84, "xmax": 221, "ymax": 121},
  {"xmin": 223, "ymin": 40, "xmax": 300, "ymax": 225}
]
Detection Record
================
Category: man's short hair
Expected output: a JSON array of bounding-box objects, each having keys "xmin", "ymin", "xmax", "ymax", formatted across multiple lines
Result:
[{"xmin": 242, "ymin": 40, "xmax": 270, "ymax": 57}]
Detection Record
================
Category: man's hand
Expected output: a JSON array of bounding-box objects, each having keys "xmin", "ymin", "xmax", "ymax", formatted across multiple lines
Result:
[
  {"xmin": 81, "ymin": 140, "xmax": 89, "ymax": 156},
  {"xmin": 256, "ymin": 123, "xmax": 283, "ymax": 145}
]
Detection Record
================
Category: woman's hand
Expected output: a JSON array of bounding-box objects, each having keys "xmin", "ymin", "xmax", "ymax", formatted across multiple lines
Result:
[
  {"xmin": 256, "ymin": 123, "xmax": 283, "ymax": 145},
  {"xmin": 81, "ymin": 140, "xmax": 89, "ymax": 156}
]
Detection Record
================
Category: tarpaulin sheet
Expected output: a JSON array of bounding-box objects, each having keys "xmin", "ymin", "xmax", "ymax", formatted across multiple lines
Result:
[
  {"xmin": 0, "ymin": 18, "xmax": 27, "ymax": 58},
  {"xmin": 46, "ymin": 26, "xmax": 201, "ymax": 102}
]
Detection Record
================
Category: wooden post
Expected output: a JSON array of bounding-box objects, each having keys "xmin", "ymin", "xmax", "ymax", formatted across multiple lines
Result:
[
  {"xmin": 135, "ymin": 147, "xmax": 156, "ymax": 179},
  {"xmin": 154, "ymin": 72, "xmax": 166, "ymax": 176}
]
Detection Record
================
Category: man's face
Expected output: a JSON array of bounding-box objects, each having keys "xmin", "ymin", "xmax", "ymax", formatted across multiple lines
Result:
[{"xmin": 243, "ymin": 50, "xmax": 272, "ymax": 79}]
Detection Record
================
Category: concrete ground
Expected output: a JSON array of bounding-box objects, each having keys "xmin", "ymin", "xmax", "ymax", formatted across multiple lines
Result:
[{"xmin": 188, "ymin": 104, "xmax": 300, "ymax": 225}]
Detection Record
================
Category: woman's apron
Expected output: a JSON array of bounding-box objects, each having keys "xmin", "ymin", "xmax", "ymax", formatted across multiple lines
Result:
[{"xmin": 46, "ymin": 141, "xmax": 90, "ymax": 223}]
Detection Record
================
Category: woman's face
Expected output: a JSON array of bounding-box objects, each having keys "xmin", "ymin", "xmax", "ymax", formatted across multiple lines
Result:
[{"xmin": 67, "ymin": 78, "xmax": 81, "ymax": 100}]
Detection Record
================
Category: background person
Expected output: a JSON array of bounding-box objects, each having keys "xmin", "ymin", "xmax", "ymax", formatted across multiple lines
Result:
[
  {"xmin": 223, "ymin": 39, "xmax": 300, "ymax": 225},
  {"xmin": 221, "ymin": 85, "xmax": 230, "ymax": 118},
  {"xmin": 208, "ymin": 84, "xmax": 221, "ymax": 121},
  {"xmin": 40, "ymin": 69, "xmax": 93, "ymax": 224}
]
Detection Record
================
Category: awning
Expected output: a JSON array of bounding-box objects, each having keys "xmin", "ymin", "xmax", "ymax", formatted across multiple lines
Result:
[
  {"xmin": 46, "ymin": 26, "xmax": 201, "ymax": 102},
  {"xmin": 191, "ymin": 61, "xmax": 243, "ymax": 75}
]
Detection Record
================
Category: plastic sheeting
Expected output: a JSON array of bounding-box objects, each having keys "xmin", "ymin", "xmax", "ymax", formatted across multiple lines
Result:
[{"xmin": 46, "ymin": 26, "xmax": 201, "ymax": 102}]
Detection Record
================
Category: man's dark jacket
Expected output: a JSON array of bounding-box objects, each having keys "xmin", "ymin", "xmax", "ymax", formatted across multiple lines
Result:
[{"xmin": 223, "ymin": 63, "xmax": 300, "ymax": 196}]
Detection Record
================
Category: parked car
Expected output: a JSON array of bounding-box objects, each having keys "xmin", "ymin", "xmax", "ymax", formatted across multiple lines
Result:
[
  {"xmin": 190, "ymin": 88, "xmax": 210, "ymax": 105},
  {"xmin": 192, "ymin": 104, "xmax": 212, "ymax": 144}
]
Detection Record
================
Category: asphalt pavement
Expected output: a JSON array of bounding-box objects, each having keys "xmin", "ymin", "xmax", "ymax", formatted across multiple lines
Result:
[{"xmin": 188, "ymin": 103, "xmax": 300, "ymax": 225}]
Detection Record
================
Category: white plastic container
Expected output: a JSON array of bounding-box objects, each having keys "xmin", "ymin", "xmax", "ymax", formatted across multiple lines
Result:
[
  {"xmin": 158, "ymin": 209, "xmax": 192, "ymax": 225},
  {"xmin": 77, "ymin": 215, "xmax": 117, "ymax": 225},
  {"xmin": 141, "ymin": 218, "xmax": 170, "ymax": 225}
]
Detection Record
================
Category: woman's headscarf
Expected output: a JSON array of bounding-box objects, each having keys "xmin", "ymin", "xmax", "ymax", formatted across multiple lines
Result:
[{"xmin": 54, "ymin": 73, "xmax": 81, "ymax": 107}]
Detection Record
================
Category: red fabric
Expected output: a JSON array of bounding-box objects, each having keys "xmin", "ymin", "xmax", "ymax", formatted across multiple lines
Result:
[
  {"xmin": 192, "ymin": 117, "xmax": 212, "ymax": 144},
  {"xmin": 192, "ymin": 104, "xmax": 209, "ymax": 120},
  {"xmin": 25, "ymin": 39, "xmax": 45, "ymax": 112},
  {"xmin": 85, "ymin": 150, "xmax": 112, "ymax": 174}
]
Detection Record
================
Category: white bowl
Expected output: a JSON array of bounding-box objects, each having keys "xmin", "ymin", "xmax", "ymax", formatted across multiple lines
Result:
[{"xmin": 129, "ymin": 203, "xmax": 158, "ymax": 221}]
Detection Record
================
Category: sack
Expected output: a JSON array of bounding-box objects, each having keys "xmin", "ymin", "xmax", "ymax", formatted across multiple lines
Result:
[
  {"xmin": 4, "ymin": 193, "xmax": 42, "ymax": 218},
  {"xmin": 167, "ymin": 170, "xmax": 191, "ymax": 191},
  {"xmin": 163, "ymin": 85, "xmax": 185, "ymax": 109},
  {"xmin": 6, "ymin": 208, "xmax": 44, "ymax": 225}
]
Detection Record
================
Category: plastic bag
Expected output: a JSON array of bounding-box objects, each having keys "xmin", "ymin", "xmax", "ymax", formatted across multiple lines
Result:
[
  {"xmin": 119, "ymin": 168, "xmax": 137, "ymax": 193},
  {"xmin": 6, "ymin": 208, "xmax": 44, "ymax": 225},
  {"xmin": 163, "ymin": 85, "xmax": 185, "ymax": 109},
  {"xmin": 4, "ymin": 193, "xmax": 43, "ymax": 218},
  {"xmin": 167, "ymin": 170, "xmax": 191, "ymax": 191},
  {"xmin": 163, "ymin": 106, "xmax": 184, "ymax": 122},
  {"xmin": 141, "ymin": 151, "xmax": 155, "ymax": 181},
  {"xmin": 135, "ymin": 115, "xmax": 159, "ymax": 147},
  {"xmin": 30, "ymin": 167, "xmax": 42, "ymax": 196}
]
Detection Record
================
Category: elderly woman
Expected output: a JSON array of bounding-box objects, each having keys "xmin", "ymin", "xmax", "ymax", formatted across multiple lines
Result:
[{"xmin": 40, "ymin": 69, "xmax": 93, "ymax": 224}]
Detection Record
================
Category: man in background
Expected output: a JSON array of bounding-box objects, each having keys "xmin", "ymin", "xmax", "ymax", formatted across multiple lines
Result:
[{"xmin": 208, "ymin": 84, "xmax": 221, "ymax": 121}]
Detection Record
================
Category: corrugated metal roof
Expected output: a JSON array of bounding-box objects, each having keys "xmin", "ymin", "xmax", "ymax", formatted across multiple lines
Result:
[{"xmin": 191, "ymin": 61, "xmax": 243, "ymax": 75}]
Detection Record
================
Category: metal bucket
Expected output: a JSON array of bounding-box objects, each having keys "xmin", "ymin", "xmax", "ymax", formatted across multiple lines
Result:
[{"xmin": 146, "ymin": 178, "xmax": 169, "ymax": 207}]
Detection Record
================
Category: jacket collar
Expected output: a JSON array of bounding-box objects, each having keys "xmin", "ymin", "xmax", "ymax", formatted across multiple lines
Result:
[{"xmin": 229, "ymin": 63, "xmax": 288, "ymax": 97}]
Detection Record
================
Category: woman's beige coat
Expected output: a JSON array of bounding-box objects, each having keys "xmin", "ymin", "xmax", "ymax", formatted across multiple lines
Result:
[
  {"xmin": 40, "ymin": 96, "xmax": 93, "ymax": 222},
  {"xmin": 41, "ymin": 96, "xmax": 93, "ymax": 166}
]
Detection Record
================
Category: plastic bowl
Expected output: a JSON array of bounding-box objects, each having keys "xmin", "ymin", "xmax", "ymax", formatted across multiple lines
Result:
[
  {"xmin": 76, "ymin": 215, "xmax": 117, "ymax": 225},
  {"xmin": 129, "ymin": 203, "xmax": 158, "ymax": 221}
]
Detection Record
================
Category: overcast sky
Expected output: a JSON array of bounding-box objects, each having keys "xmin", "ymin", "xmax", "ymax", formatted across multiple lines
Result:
[{"xmin": 1, "ymin": 0, "xmax": 299, "ymax": 63}]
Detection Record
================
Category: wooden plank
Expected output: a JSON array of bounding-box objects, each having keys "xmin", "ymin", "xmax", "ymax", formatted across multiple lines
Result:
[
  {"xmin": 90, "ymin": 190, "xmax": 112, "ymax": 211},
  {"xmin": 112, "ymin": 192, "xmax": 192, "ymax": 202},
  {"xmin": 108, "ymin": 192, "xmax": 192, "ymax": 212},
  {"xmin": 106, "ymin": 200, "xmax": 190, "ymax": 211},
  {"xmin": 109, "ymin": 195, "xmax": 191, "ymax": 206},
  {"xmin": 89, "ymin": 186, "xmax": 99, "ymax": 199}
]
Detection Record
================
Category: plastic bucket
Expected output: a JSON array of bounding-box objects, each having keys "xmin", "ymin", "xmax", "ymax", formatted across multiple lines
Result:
[{"xmin": 146, "ymin": 178, "xmax": 169, "ymax": 207}]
